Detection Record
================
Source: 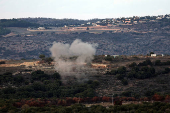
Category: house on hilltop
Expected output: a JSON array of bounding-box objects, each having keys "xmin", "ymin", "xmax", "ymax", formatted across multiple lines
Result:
[{"xmin": 38, "ymin": 27, "xmax": 45, "ymax": 30}]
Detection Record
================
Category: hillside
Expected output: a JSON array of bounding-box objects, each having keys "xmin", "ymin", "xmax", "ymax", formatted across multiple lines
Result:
[
  {"xmin": 0, "ymin": 56, "xmax": 170, "ymax": 99},
  {"xmin": 0, "ymin": 15, "xmax": 170, "ymax": 59},
  {"xmin": 0, "ymin": 29, "xmax": 169, "ymax": 60}
]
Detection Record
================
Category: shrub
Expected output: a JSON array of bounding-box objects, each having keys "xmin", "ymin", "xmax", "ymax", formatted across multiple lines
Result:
[
  {"xmin": 129, "ymin": 62, "xmax": 137, "ymax": 67},
  {"xmin": 121, "ymin": 79, "xmax": 128, "ymax": 85},
  {"xmin": 52, "ymin": 72, "xmax": 61, "ymax": 80},
  {"xmin": 138, "ymin": 59, "xmax": 152, "ymax": 66},
  {"xmin": 105, "ymin": 56, "xmax": 113, "ymax": 61},
  {"xmin": 110, "ymin": 70, "xmax": 117, "ymax": 75},
  {"xmin": 162, "ymin": 67, "xmax": 170, "ymax": 74},
  {"xmin": 116, "ymin": 74, "xmax": 124, "ymax": 80},
  {"xmin": 0, "ymin": 61, "xmax": 5, "ymax": 64},
  {"xmin": 117, "ymin": 66, "xmax": 126, "ymax": 74},
  {"xmin": 122, "ymin": 91, "xmax": 132, "ymax": 97},
  {"xmin": 155, "ymin": 60, "xmax": 161, "ymax": 66}
]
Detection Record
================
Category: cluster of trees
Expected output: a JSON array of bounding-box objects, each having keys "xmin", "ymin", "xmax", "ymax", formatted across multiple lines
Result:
[
  {"xmin": 0, "ymin": 19, "xmax": 39, "ymax": 27},
  {"xmin": 12, "ymin": 97, "xmax": 119, "ymax": 108},
  {"xmin": 10, "ymin": 94, "xmax": 170, "ymax": 108},
  {"xmin": 107, "ymin": 59, "xmax": 170, "ymax": 81},
  {"xmin": 137, "ymin": 59, "xmax": 153, "ymax": 66},
  {"xmin": 127, "ymin": 66, "xmax": 156, "ymax": 79},
  {"xmin": 104, "ymin": 55, "xmax": 115, "ymax": 61},
  {"xmin": 21, "ymin": 18, "xmax": 103, "ymax": 27},
  {"xmin": 0, "ymin": 70, "xmax": 99, "ymax": 99},
  {"xmin": 0, "ymin": 72, "xmax": 25, "ymax": 86},
  {"xmin": 106, "ymin": 66, "xmax": 128, "ymax": 85},
  {"xmin": 130, "ymin": 59, "xmax": 170, "ymax": 67},
  {"xmin": 128, "ymin": 59, "xmax": 170, "ymax": 79},
  {"xmin": 1, "ymin": 99, "xmax": 170, "ymax": 113},
  {"xmin": 0, "ymin": 27, "xmax": 11, "ymax": 35},
  {"xmin": 39, "ymin": 54, "xmax": 53, "ymax": 64},
  {"xmin": 0, "ymin": 19, "xmax": 40, "ymax": 36},
  {"xmin": 154, "ymin": 60, "xmax": 170, "ymax": 66},
  {"xmin": 0, "ymin": 61, "xmax": 5, "ymax": 64}
]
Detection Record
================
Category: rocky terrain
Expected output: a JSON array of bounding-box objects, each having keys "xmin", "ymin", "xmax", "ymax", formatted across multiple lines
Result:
[{"xmin": 0, "ymin": 28, "xmax": 170, "ymax": 60}]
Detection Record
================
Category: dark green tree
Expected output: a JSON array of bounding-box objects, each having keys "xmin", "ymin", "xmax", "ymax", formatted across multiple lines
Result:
[
  {"xmin": 121, "ymin": 79, "xmax": 128, "ymax": 85},
  {"xmin": 52, "ymin": 72, "xmax": 61, "ymax": 80},
  {"xmin": 150, "ymin": 52, "xmax": 154, "ymax": 56},
  {"xmin": 117, "ymin": 66, "xmax": 126, "ymax": 74},
  {"xmin": 39, "ymin": 54, "xmax": 45, "ymax": 60},
  {"xmin": 155, "ymin": 60, "xmax": 161, "ymax": 66}
]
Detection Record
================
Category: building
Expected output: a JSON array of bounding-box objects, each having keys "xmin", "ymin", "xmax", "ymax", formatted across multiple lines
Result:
[
  {"xmin": 151, "ymin": 54, "xmax": 156, "ymax": 57},
  {"xmin": 38, "ymin": 27, "xmax": 45, "ymax": 30},
  {"xmin": 112, "ymin": 55, "xmax": 119, "ymax": 58}
]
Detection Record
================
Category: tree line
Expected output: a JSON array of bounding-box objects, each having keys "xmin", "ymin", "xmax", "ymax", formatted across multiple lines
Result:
[
  {"xmin": 107, "ymin": 59, "xmax": 170, "ymax": 80},
  {"xmin": 0, "ymin": 70, "xmax": 99, "ymax": 99},
  {"xmin": 1, "ymin": 98, "xmax": 170, "ymax": 112},
  {"xmin": 0, "ymin": 27, "xmax": 11, "ymax": 35},
  {"xmin": 0, "ymin": 19, "xmax": 39, "ymax": 28}
]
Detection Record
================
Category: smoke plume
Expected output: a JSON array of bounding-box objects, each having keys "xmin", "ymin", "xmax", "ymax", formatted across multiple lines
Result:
[{"xmin": 49, "ymin": 39, "xmax": 98, "ymax": 81}]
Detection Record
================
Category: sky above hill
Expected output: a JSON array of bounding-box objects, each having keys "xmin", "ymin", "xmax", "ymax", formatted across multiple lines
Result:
[{"xmin": 0, "ymin": 0, "xmax": 170, "ymax": 20}]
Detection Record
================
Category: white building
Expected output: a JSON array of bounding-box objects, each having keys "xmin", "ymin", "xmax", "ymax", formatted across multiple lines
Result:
[
  {"xmin": 112, "ymin": 55, "xmax": 119, "ymax": 58},
  {"xmin": 151, "ymin": 54, "xmax": 157, "ymax": 57},
  {"xmin": 38, "ymin": 27, "xmax": 45, "ymax": 30}
]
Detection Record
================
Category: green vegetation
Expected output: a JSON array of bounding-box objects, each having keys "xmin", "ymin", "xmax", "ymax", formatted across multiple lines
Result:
[
  {"xmin": 107, "ymin": 59, "xmax": 170, "ymax": 80},
  {"xmin": 104, "ymin": 55, "xmax": 113, "ymax": 61},
  {"xmin": 0, "ymin": 27, "xmax": 11, "ymax": 35},
  {"xmin": 128, "ymin": 66, "xmax": 156, "ymax": 79},
  {"xmin": 0, "ymin": 61, "xmax": 5, "ymax": 64},
  {"xmin": 0, "ymin": 70, "xmax": 99, "ymax": 99},
  {"xmin": 106, "ymin": 66, "xmax": 126, "ymax": 75},
  {"xmin": 0, "ymin": 19, "xmax": 39, "ymax": 27},
  {"xmin": 0, "ymin": 19, "xmax": 40, "ymax": 36},
  {"xmin": 1, "ymin": 100, "xmax": 170, "ymax": 113},
  {"xmin": 39, "ymin": 54, "xmax": 53, "ymax": 64},
  {"xmin": 138, "ymin": 59, "xmax": 153, "ymax": 66},
  {"xmin": 39, "ymin": 54, "xmax": 45, "ymax": 59},
  {"xmin": 0, "ymin": 56, "xmax": 170, "ymax": 112},
  {"xmin": 154, "ymin": 60, "xmax": 170, "ymax": 66}
]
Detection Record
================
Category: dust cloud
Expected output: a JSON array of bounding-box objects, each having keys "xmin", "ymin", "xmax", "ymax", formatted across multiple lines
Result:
[{"xmin": 49, "ymin": 39, "xmax": 98, "ymax": 82}]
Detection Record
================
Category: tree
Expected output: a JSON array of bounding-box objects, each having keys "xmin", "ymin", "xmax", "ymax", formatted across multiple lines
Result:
[
  {"xmin": 52, "ymin": 72, "xmax": 61, "ymax": 80},
  {"xmin": 105, "ymin": 56, "xmax": 113, "ymax": 61},
  {"xmin": 117, "ymin": 66, "xmax": 126, "ymax": 74},
  {"xmin": 145, "ymin": 59, "xmax": 153, "ymax": 66},
  {"xmin": 0, "ymin": 27, "xmax": 11, "ymax": 35},
  {"xmin": 13, "ymin": 76, "xmax": 24, "ymax": 85},
  {"xmin": 116, "ymin": 74, "xmax": 124, "ymax": 80},
  {"xmin": 0, "ymin": 61, "xmax": 5, "ymax": 64},
  {"xmin": 31, "ymin": 70, "xmax": 50, "ymax": 81},
  {"xmin": 39, "ymin": 54, "xmax": 45, "ymax": 59},
  {"xmin": 155, "ymin": 60, "xmax": 161, "ymax": 66},
  {"xmin": 2, "ymin": 86, "xmax": 16, "ymax": 94},
  {"xmin": 150, "ymin": 52, "xmax": 154, "ymax": 56},
  {"xmin": 44, "ymin": 57, "xmax": 53, "ymax": 64},
  {"xmin": 122, "ymin": 91, "xmax": 132, "ymax": 97},
  {"xmin": 129, "ymin": 62, "xmax": 137, "ymax": 67},
  {"xmin": 121, "ymin": 79, "xmax": 128, "ymax": 85},
  {"xmin": 2, "ymin": 72, "xmax": 13, "ymax": 83},
  {"xmin": 163, "ymin": 67, "xmax": 170, "ymax": 74},
  {"xmin": 91, "ymin": 105, "xmax": 107, "ymax": 113}
]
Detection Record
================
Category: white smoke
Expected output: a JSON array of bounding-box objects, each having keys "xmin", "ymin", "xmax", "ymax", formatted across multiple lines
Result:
[{"xmin": 49, "ymin": 39, "xmax": 98, "ymax": 81}]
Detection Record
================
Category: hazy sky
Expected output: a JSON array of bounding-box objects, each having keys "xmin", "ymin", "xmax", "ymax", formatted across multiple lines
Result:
[{"xmin": 0, "ymin": 0, "xmax": 169, "ymax": 20}]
